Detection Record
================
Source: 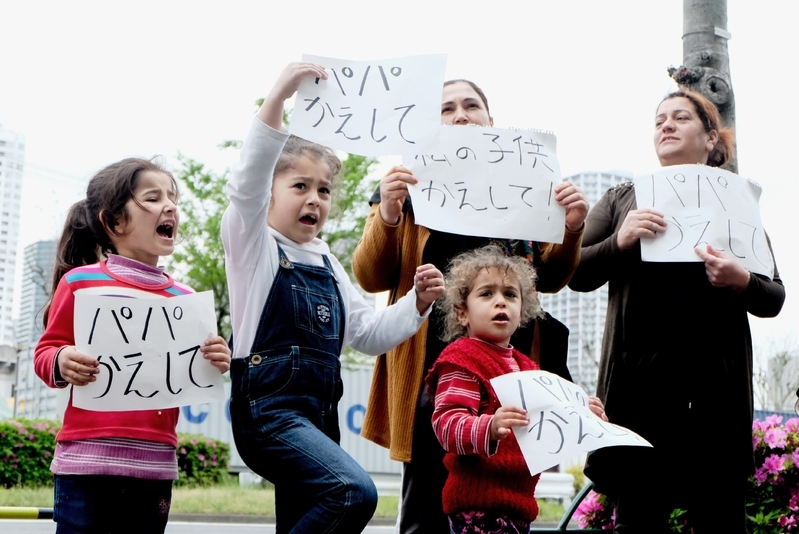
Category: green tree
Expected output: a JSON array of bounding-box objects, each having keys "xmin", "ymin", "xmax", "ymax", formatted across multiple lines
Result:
[
  {"xmin": 320, "ymin": 153, "xmax": 378, "ymax": 275},
  {"xmin": 168, "ymin": 152, "xmax": 232, "ymax": 339}
]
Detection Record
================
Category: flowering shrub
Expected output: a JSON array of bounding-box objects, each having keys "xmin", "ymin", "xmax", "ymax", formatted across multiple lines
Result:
[
  {"xmin": 0, "ymin": 419, "xmax": 60, "ymax": 487},
  {"xmin": 748, "ymin": 415, "xmax": 799, "ymax": 533},
  {"xmin": 574, "ymin": 489, "xmax": 614, "ymax": 530},
  {"xmin": 574, "ymin": 416, "xmax": 799, "ymax": 533},
  {"xmin": 175, "ymin": 433, "xmax": 231, "ymax": 487}
]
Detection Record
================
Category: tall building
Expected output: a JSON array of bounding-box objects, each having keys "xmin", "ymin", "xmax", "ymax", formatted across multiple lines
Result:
[
  {"xmin": 14, "ymin": 239, "xmax": 58, "ymax": 418},
  {"xmin": 0, "ymin": 125, "xmax": 25, "ymax": 401},
  {"xmin": 539, "ymin": 171, "xmax": 630, "ymax": 395}
]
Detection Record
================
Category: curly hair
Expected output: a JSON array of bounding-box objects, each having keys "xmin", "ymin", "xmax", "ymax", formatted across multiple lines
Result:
[{"xmin": 440, "ymin": 245, "xmax": 543, "ymax": 342}]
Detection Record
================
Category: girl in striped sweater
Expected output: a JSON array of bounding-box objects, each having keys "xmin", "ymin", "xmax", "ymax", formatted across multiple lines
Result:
[
  {"xmin": 34, "ymin": 157, "xmax": 231, "ymax": 533},
  {"xmin": 426, "ymin": 245, "xmax": 605, "ymax": 533}
]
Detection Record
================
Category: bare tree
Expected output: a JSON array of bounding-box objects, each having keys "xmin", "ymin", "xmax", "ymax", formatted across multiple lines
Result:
[
  {"xmin": 668, "ymin": 0, "xmax": 737, "ymax": 172},
  {"xmin": 753, "ymin": 335, "xmax": 799, "ymax": 412}
]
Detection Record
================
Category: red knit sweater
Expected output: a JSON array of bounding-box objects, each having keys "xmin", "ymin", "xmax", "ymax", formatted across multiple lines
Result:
[{"xmin": 426, "ymin": 337, "xmax": 541, "ymax": 522}]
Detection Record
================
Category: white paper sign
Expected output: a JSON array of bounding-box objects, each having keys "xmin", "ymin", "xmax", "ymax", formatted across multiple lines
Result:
[
  {"xmin": 406, "ymin": 125, "xmax": 566, "ymax": 243},
  {"xmin": 490, "ymin": 370, "xmax": 651, "ymax": 476},
  {"xmin": 290, "ymin": 54, "xmax": 446, "ymax": 157},
  {"xmin": 634, "ymin": 164, "xmax": 774, "ymax": 278},
  {"xmin": 72, "ymin": 291, "xmax": 225, "ymax": 412}
]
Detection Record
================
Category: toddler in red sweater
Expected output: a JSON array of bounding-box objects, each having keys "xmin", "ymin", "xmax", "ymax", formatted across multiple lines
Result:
[{"xmin": 426, "ymin": 245, "xmax": 604, "ymax": 533}]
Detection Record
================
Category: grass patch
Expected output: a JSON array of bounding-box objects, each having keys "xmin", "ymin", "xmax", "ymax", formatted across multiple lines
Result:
[
  {"xmin": 0, "ymin": 487, "xmax": 54, "ymax": 507},
  {"xmin": 172, "ymin": 486, "xmax": 273, "ymax": 515},
  {"xmin": 537, "ymin": 499, "xmax": 566, "ymax": 522},
  {"xmin": 374, "ymin": 495, "xmax": 398, "ymax": 518},
  {"xmin": 0, "ymin": 485, "xmax": 563, "ymax": 522},
  {"xmin": 0, "ymin": 485, "xmax": 398, "ymax": 518}
]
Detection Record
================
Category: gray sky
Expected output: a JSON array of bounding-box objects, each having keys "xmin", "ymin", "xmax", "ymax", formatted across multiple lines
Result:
[{"xmin": 2, "ymin": 0, "xmax": 797, "ymax": 352}]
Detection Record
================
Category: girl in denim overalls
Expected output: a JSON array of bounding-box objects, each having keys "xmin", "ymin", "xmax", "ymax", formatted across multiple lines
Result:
[{"xmin": 221, "ymin": 63, "xmax": 445, "ymax": 534}]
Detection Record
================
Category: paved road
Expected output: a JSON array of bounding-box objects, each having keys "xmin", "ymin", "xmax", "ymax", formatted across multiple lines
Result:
[{"xmin": 0, "ymin": 520, "xmax": 398, "ymax": 533}]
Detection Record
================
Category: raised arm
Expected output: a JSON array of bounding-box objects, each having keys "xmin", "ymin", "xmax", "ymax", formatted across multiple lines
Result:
[
  {"xmin": 351, "ymin": 203, "xmax": 403, "ymax": 293},
  {"xmin": 223, "ymin": 62, "xmax": 327, "ymax": 269},
  {"xmin": 257, "ymin": 62, "xmax": 327, "ymax": 130},
  {"xmin": 568, "ymin": 184, "xmax": 652, "ymax": 292},
  {"xmin": 532, "ymin": 180, "xmax": 588, "ymax": 293}
]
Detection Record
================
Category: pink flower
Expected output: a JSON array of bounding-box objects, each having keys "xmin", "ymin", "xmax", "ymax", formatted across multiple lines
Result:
[
  {"xmin": 198, "ymin": 455, "xmax": 205, "ymax": 461},
  {"xmin": 18, "ymin": 427, "xmax": 28, "ymax": 435},
  {"xmin": 780, "ymin": 515, "xmax": 797, "ymax": 530},
  {"xmin": 190, "ymin": 439, "xmax": 198, "ymax": 445},
  {"xmin": 766, "ymin": 414, "xmax": 784, "ymax": 428},
  {"xmin": 764, "ymin": 454, "xmax": 786, "ymax": 475},
  {"xmin": 15, "ymin": 442, "xmax": 23, "ymax": 448},
  {"xmin": 180, "ymin": 448, "xmax": 187, "ymax": 455},
  {"xmin": 754, "ymin": 466, "xmax": 769, "ymax": 485},
  {"xmin": 765, "ymin": 427, "xmax": 788, "ymax": 449},
  {"xmin": 790, "ymin": 493, "xmax": 799, "ymax": 512},
  {"xmin": 44, "ymin": 452, "xmax": 51, "ymax": 459},
  {"xmin": 787, "ymin": 418, "xmax": 799, "ymax": 433}
]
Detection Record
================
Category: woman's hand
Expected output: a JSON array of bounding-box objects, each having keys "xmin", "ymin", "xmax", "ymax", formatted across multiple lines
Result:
[
  {"xmin": 378, "ymin": 166, "xmax": 417, "ymax": 224},
  {"xmin": 588, "ymin": 396, "xmax": 608, "ymax": 421},
  {"xmin": 56, "ymin": 347, "xmax": 99, "ymax": 386},
  {"xmin": 694, "ymin": 245, "xmax": 751, "ymax": 292},
  {"xmin": 616, "ymin": 208, "xmax": 667, "ymax": 250},
  {"xmin": 201, "ymin": 335, "xmax": 232, "ymax": 374},
  {"xmin": 555, "ymin": 182, "xmax": 589, "ymax": 232},
  {"xmin": 258, "ymin": 62, "xmax": 328, "ymax": 130},
  {"xmin": 490, "ymin": 406, "xmax": 529, "ymax": 440},
  {"xmin": 414, "ymin": 263, "xmax": 445, "ymax": 314}
]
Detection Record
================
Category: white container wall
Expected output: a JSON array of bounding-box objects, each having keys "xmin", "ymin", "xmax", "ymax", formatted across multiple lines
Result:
[{"xmin": 176, "ymin": 365, "xmax": 402, "ymax": 476}]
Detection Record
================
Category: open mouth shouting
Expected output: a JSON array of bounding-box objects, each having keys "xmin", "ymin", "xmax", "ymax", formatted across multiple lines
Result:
[
  {"xmin": 300, "ymin": 214, "xmax": 318, "ymax": 226},
  {"xmin": 157, "ymin": 221, "xmax": 175, "ymax": 240},
  {"xmin": 492, "ymin": 312, "xmax": 510, "ymax": 322}
]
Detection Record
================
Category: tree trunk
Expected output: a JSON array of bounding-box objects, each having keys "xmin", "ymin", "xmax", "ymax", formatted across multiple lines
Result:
[{"xmin": 668, "ymin": 0, "xmax": 737, "ymax": 172}]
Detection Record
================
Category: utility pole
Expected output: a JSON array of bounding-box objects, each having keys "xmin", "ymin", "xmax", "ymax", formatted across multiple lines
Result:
[{"xmin": 668, "ymin": 0, "xmax": 737, "ymax": 172}]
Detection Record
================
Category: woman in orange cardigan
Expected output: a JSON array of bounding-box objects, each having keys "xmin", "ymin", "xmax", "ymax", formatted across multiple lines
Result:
[{"xmin": 352, "ymin": 79, "xmax": 589, "ymax": 533}]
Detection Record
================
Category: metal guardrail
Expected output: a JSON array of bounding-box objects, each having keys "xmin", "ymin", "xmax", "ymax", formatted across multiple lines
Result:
[{"xmin": 0, "ymin": 507, "xmax": 53, "ymax": 519}]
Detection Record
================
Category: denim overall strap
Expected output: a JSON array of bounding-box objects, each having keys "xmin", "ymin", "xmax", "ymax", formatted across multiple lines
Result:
[
  {"xmin": 250, "ymin": 245, "xmax": 345, "ymax": 357},
  {"xmin": 229, "ymin": 244, "xmax": 377, "ymax": 534}
]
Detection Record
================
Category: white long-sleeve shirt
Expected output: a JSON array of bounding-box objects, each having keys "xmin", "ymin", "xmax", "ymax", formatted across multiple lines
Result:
[{"xmin": 221, "ymin": 117, "xmax": 430, "ymax": 359}]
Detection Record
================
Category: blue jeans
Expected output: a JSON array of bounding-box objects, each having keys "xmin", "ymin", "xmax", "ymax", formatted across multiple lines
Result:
[
  {"xmin": 231, "ymin": 355, "xmax": 378, "ymax": 534},
  {"xmin": 53, "ymin": 474, "xmax": 172, "ymax": 534}
]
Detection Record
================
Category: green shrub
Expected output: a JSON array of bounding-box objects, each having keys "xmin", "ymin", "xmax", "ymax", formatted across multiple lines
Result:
[
  {"xmin": 564, "ymin": 463, "xmax": 587, "ymax": 495},
  {"xmin": 0, "ymin": 419, "xmax": 60, "ymax": 487},
  {"xmin": 0, "ymin": 420, "xmax": 230, "ymax": 488},
  {"xmin": 176, "ymin": 433, "xmax": 231, "ymax": 487}
]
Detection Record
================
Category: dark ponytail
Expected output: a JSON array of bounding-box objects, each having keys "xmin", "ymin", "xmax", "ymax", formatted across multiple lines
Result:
[{"xmin": 42, "ymin": 157, "xmax": 177, "ymax": 326}]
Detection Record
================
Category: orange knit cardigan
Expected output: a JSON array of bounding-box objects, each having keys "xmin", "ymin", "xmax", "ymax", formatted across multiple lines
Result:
[{"xmin": 351, "ymin": 203, "xmax": 583, "ymax": 462}]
